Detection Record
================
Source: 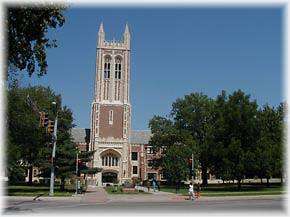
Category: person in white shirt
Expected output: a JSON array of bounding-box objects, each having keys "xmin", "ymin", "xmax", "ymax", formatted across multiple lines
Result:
[{"xmin": 188, "ymin": 182, "xmax": 194, "ymax": 201}]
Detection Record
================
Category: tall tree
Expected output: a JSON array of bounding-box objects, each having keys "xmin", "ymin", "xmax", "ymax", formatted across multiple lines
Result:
[
  {"xmin": 216, "ymin": 90, "xmax": 259, "ymax": 189},
  {"xmin": 7, "ymin": 84, "xmax": 59, "ymax": 184},
  {"xmin": 148, "ymin": 116, "xmax": 195, "ymax": 185},
  {"xmin": 6, "ymin": 5, "xmax": 65, "ymax": 78},
  {"xmin": 54, "ymin": 106, "xmax": 76, "ymax": 191},
  {"xmin": 171, "ymin": 93, "xmax": 215, "ymax": 186}
]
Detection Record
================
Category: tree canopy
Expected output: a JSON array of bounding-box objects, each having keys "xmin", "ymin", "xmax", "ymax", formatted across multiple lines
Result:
[
  {"xmin": 6, "ymin": 5, "xmax": 66, "ymax": 78},
  {"xmin": 148, "ymin": 89, "xmax": 285, "ymax": 189},
  {"xmin": 7, "ymin": 84, "xmax": 77, "ymax": 188}
]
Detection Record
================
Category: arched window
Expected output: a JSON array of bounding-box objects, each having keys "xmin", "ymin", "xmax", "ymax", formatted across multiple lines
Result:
[
  {"xmin": 115, "ymin": 57, "xmax": 122, "ymax": 79},
  {"xmin": 101, "ymin": 153, "xmax": 119, "ymax": 167},
  {"xmin": 104, "ymin": 56, "xmax": 111, "ymax": 79}
]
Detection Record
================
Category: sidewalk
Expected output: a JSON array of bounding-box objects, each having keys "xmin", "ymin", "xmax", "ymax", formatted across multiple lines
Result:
[
  {"xmin": 80, "ymin": 186, "xmax": 108, "ymax": 204},
  {"xmin": 170, "ymin": 194, "xmax": 284, "ymax": 202},
  {"xmin": 4, "ymin": 186, "xmax": 108, "ymax": 206},
  {"xmin": 107, "ymin": 189, "xmax": 284, "ymax": 203}
]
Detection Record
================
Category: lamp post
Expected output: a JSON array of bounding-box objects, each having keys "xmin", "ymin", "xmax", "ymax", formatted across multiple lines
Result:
[
  {"xmin": 49, "ymin": 101, "xmax": 58, "ymax": 196},
  {"xmin": 191, "ymin": 153, "xmax": 195, "ymax": 200},
  {"xmin": 75, "ymin": 147, "xmax": 79, "ymax": 195}
]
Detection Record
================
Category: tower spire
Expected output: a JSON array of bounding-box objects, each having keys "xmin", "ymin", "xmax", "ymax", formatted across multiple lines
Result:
[
  {"xmin": 123, "ymin": 22, "xmax": 130, "ymax": 49},
  {"xmin": 124, "ymin": 22, "xmax": 130, "ymax": 35},
  {"xmin": 97, "ymin": 22, "xmax": 105, "ymax": 47},
  {"xmin": 98, "ymin": 22, "xmax": 104, "ymax": 34}
]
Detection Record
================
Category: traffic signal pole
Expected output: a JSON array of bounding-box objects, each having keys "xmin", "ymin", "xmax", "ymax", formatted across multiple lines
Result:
[
  {"xmin": 192, "ymin": 153, "xmax": 195, "ymax": 199},
  {"xmin": 75, "ymin": 150, "xmax": 78, "ymax": 195},
  {"xmin": 49, "ymin": 116, "xmax": 58, "ymax": 196}
]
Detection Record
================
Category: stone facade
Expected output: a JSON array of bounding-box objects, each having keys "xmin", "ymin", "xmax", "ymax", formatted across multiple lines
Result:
[
  {"xmin": 90, "ymin": 23, "xmax": 132, "ymax": 186},
  {"xmin": 72, "ymin": 128, "xmax": 164, "ymax": 185},
  {"xmin": 72, "ymin": 23, "xmax": 162, "ymax": 186}
]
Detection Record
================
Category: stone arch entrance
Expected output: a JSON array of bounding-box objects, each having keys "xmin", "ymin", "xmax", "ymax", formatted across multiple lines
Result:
[{"xmin": 102, "ymin": 171, "xmax": 118, "ymax": 184}]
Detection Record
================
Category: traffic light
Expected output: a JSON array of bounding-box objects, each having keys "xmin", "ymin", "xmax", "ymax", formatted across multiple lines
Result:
[
  {"xmin": 39, "ymin": 112, "xmax": 45, "ymax": 127},
  {"xmin": 47, "ymin": 120, "xmax": 55, "ymax": 134},
  {"xmin": 44, "ymin": 113, "xmax": 49, "ymax": 127},
  {"xmin": 39, "ymin": 112, "xmax": 49, "ymax": 128}
]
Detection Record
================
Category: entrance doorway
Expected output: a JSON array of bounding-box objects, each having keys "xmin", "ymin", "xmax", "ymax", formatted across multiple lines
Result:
[{"xmin": 102, "ymin": 171, "xmax": 118, "ymax": 184}]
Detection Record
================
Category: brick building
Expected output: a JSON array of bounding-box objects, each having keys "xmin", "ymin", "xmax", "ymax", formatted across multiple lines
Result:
[
  {"xmin": 71, "ymin": 23, "xmax": 163, "ymax": 186},
  {"xmin": 71, "ymin": 128, "xmax": 164, "ymax": 185}
]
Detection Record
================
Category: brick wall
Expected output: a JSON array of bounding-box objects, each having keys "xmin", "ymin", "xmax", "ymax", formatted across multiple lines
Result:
[{"xmin": 99, "ymin": 105, "xmax": 124, "ymax": 139}]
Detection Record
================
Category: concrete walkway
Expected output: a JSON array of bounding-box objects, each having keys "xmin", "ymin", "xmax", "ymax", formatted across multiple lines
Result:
[{"xmin": 80, "ymin": 186, "xmax": 108, "ymax": 204}]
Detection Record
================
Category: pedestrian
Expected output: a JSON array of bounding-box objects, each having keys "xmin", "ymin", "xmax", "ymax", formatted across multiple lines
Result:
[
  {"xmin": 188, "ymin": 182, "xmax": 194, "ymax": 201},
  {"xmin": 146, "ymin": 179, "xmax": 150, "ymax": 192},
  {"xmin": 195, "ymin": 182, "xmax": 201, "ymax": 199},
  {"xmin": 152, "ymin": 177, "xmax": 156, "ymax": 192}
]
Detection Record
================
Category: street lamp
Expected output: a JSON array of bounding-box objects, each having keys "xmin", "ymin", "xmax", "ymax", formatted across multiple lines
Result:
[
  {"xmin": 191, "ymin": 153, "xmax": 195, "ymax": 201},
  {"xmin": 75, "ymin": 147, "xmax": 79, "ymax": 195},
  {"xmin": 49, "ymin": 101, "xmax": 58, "ymax": 196}
]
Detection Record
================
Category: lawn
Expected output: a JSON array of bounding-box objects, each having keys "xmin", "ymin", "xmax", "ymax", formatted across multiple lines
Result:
[
  {"xmin": 160, "ymin": 183, "xmax": 285, "ymax": 197},
  {"xmin": 6, "ymin": 184, "xmax": 76, "ymax": 197},
  {"xmin": 105, "ymin": 186, "xmax": 150, "ymax": 194}
]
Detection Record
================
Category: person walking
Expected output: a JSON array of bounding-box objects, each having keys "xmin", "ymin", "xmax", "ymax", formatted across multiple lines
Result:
[
  {"xmin": 146, "ymin": 179, "xmax": 150, "ymax": 192},
  {"xmin": 195, "ymin": 182, "xmax": 201, "ymax": 199},
  {"xmin": 188, "ymin": 182, "xmax": 194, "ymax": 201},
  {"xmin": 152, "ymin": 177, "xmax": 156, "ymax": 192}
]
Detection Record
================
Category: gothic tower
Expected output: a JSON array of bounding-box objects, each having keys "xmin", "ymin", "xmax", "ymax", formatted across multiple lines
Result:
[{"xmin": 90, "ymin": 23, "xmax": 131, "ymax": 186}]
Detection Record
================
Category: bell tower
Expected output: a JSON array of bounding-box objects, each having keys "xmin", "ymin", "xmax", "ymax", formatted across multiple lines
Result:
[{"xmin": 90, "ymin": 23, "xmax": 132, "ymax": 186}]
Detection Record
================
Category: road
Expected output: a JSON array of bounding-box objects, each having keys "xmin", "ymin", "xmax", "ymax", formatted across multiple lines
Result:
[{"xmin": 4, "ymin": 197, "xmax": 286, "ymax": 214}]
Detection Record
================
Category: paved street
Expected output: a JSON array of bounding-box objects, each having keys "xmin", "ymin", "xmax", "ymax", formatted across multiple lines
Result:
[{"xmin": 3, "ymin": 187, "xmax": 287, "ymax": 214}]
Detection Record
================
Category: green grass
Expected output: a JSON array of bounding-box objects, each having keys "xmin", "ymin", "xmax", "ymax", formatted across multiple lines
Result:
[
  {"xmin": 7, "ymin": 184, "xmax": 76, "ymax": 197},
  {"xmin": 105, "ymin": 186, "xmax": 150, "ymax": 194},
  {"xmin": 160, "ymin": 184, "xmax": 285, "ymax": 197}
]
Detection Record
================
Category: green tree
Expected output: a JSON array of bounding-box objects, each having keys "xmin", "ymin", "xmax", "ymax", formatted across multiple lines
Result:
[
  {"xmin": 54, "ymin": 106, "xmax": 76, "ymax": 191},
  {"xmin": 7, "ymin": 84, "xmax": 59, "ymax": 184},
  {"xmin": 171, "ymin": 93, "xmax": 215, "ymax": 186},
  {"xmin": 78, "ymin": 150, "xmax": 102, "ymax": 179},
  {"xmin": 6, "ymin": 5, "xmax": 66, "ymax": 78},
  {"xmin": 254, "ymin": 105, "xmax": 277, "ymax": 185},
  {"xmin": 274, "ymin": 103, "xmax": 285, "ymax": 183},
  {"xmin": 214, "ymin": 90, "xmax": 259, "ymax": 189},
  {"xmin": 148, "ymin": 116, "xmax": 195, "ymax": 185}
]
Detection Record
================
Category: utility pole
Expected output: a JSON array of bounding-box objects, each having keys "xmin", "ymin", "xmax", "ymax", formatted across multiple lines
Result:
[
  {"xmin": 49, "ymin": 102, "xmax": 58, "ymax": 196},
  {"xmin": 27, "ymin": 95, "xmax": 58, "ymax": 196},
  {"xmin": 75, "ymin": 148, "xmax": 79, "ymax": 195},
  {"xmin": 192, "ymin": 153, "xmax": 195, "ymax": 199}
]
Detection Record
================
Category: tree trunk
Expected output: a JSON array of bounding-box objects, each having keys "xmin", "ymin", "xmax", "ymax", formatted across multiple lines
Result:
[
  {"xmin": 260, "ymin": 177, "xmax": 263, "ymax": 184},
  {"xmin": 60, "ymin": 177, "xmax": 65, "ymax": 192},
  {"xmin": 237, "ymin": 179, "xmax": 242, "ymax": 191},
  {"xmin": 28, "ymin": 166, "xmax": 33, "ymax": 185},
  {"xmin": 280, "ymin": 176, "xmax": 283, "ymax": 184},
  {"xmin": 266, "ymin": 177, "xmax": 270, "ymax": 187},
  {"xmin": 201, "ymin": 166, "xmax": 208, "ymax": 187}
]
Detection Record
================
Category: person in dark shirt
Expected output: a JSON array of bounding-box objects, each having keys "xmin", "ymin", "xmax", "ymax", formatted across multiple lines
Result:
[{"xmin": 195, "ymin": 182, "xmax": 201, "ymax": 199}]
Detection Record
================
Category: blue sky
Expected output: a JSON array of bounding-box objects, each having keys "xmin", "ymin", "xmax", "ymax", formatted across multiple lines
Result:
[{"xmin": 24, "ymin": 6, "xmax": 283, "ymax": 130}]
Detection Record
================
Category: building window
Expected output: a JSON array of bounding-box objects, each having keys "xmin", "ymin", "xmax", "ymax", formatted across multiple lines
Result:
[
  {"xmin": 147, "ymin": 160, "xmax": 153, "ymax": 166},
  {"xmin": 160, "ymin": 172, "xmax": 165, "ymax": 180},
  {"xmin": 102, "ymin": 155, "xmax": 119, "ymax": 167},
  {"xmin": 115, "ymin": 57, "xmax": 122, "ymax": 79},
  {"xmin": 104, "ymin": 56, "xmax": 111, "ymax": 79},
  {"xmin": 146, "ymin": 146, "xmax": 154, "ymax": 154},
  {"xmin": 109, "ymin": 110, "xmax": 113, "ymax": 125},
  {"xmin": 133, "ymin": 166, "xmax": 138, "ymax": 174},
  {"xmin": 147, "ymin": 173, "xmax": 156, "ymax": 180},
  {"xmin": 131, "ymin": 152, "xmax": 138, "ymax": 161}
]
